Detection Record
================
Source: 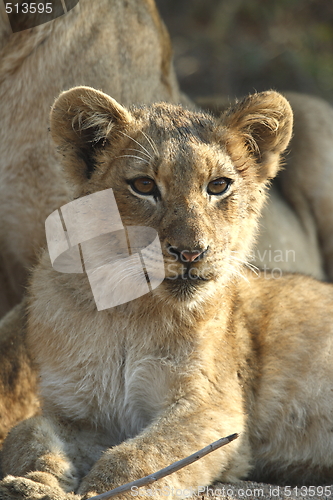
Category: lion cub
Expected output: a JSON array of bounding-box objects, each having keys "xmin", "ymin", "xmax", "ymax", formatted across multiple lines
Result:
[{"xmin": 1, "ymin": 87, "xmax": 333, "ymax": 500}]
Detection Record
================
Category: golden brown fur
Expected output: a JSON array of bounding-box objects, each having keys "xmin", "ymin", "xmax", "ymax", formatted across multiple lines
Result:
[
  {"xmin": 1, "ymin": 1, "xmax": 333, "ymax": 495},
  {"xmin": 2, "ymin": 87, "xmax": 333, "ymax": 499}
]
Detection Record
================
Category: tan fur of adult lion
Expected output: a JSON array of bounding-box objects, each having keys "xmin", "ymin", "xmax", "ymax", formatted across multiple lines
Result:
[
  {"xmin": 0, "ymin": 0, "xmax": 180, "ymax": 319},
  {"xmin": 2, "ymin": 87, "xmax": 333, "ymax": 499}
]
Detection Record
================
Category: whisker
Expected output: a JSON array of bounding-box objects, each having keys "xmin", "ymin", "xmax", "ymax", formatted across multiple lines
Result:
[
  {"xmin": 229, "ymin": 252, "xmax": 259, "ymax": 276},
  {"xmin": 229, "ymin": 256, "xmax": 259, "ymax": 276},
  {"xmin": 243, "ymin": 263, "xmax": 259, "ymax": 275},
  {"xmin": 231, "ymin": 266, "xmax": 249, "ymax": 283},
  {"xmin": 119, "ymin": 131, "xmax": 153, "ymax": 160},
  {"xmin": 114, "ymin": 155, "xmax": 150, "ymax": 164},
  {"xmin": 141, "ymin": 130, "xmax": 159, "ymax": 157},
  {"xmin": 125, "ymin": 148, "xmax": 152, "ymax": 160},
  {"xmin": 226, "ymin": 257, "xmax": 250, "ymax": 282}
]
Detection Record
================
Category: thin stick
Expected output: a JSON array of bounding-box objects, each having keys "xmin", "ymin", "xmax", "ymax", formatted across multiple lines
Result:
[{"xmin": 88, "ymin": 433, "xmax": 238, "ymax": 500}]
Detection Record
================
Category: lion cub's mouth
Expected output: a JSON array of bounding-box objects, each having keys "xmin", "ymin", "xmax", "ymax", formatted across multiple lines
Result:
[
  {"xmin": 162, "ymin": 272, "xmax": 211, "ymax": 300},
  {"xmin": 163, "ymin": 265, "xmax": 213, "ymax": 298},
  {"xmin": 166, "ymin": 272, "xmax": 210, "ymax": 282}
]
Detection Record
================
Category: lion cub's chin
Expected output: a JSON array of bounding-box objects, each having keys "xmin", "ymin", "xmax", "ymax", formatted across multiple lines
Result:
[{"xmin": 150, "ymin": 275, "xmax": 220, "ymax": 310}]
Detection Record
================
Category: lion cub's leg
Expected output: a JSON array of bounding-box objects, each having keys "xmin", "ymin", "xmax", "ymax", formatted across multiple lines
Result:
[{"xmin": 1, "ymin": 415, "xmax": 79, "ymax": 494}]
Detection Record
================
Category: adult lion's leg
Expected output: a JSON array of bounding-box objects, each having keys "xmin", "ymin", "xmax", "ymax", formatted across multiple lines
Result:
[
  {"xmin": 254, "ymin": 184, "xmax": 325, "ymax": 279},
  {"xmin": 279, "ymin": 92, "xmax": 333, "ymax": 280}
]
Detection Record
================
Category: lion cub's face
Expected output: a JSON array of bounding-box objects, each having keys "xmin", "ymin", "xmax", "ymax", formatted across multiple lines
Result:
[{"xmin": 50, "ymin": 87, "xmax": 292, "ymax": 301}]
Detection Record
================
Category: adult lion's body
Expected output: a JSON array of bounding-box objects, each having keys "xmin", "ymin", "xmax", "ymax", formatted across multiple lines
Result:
[
  {"xmin": 0, "ymin": 0, "xmax": 181, "ymax": 318},
  {"xmin": 1, "ymin": 87, "xmax": 333, "ymax": 499},
  {"xmin": 253, "ymin": 91, "xmax": 333, "ymax": 280}
]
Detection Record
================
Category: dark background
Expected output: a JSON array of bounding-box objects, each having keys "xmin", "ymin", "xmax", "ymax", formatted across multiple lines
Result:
[{"xmin": 155, "ymin": 0, "xmax": 333, "ymax": 104}]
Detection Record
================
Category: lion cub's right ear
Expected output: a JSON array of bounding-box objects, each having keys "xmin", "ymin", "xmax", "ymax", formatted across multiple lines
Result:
[{"xmin": 50, "ymin": 86, "xmax": 133, "ymax": 183}]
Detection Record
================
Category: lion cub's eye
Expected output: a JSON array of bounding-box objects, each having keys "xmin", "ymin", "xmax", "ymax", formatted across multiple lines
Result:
[
  {"xmin": 207, "ymin": 177, "xmax": 231, "ymax": 196},
  {"xmin": 130, "ymin": 177, "xmax": 158, "ymax": 196}
]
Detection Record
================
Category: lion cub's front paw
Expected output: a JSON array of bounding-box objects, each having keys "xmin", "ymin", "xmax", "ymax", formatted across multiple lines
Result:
[
  {"xmin": 0, "ymin": 475, "xmax": 78, "ymax": 500},
  {"xmin": 35, "ymin": 454, "xmax": 80, "ymax": 492}
]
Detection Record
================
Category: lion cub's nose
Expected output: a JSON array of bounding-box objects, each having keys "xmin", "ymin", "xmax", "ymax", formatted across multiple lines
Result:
[
  {"xmin": 167, "ymin": 245, "xmax": 208, "ymax": 262},
  {"xmin": 181, "ymin": 250, "xmax": 204, "ymax": 263}
]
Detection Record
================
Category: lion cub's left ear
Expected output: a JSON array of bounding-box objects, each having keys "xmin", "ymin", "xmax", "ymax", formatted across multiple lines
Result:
[
  {"xmin": 223, "ymin": 91, "xmax": 293, "ymax": 182},
  {"xmin": 50, "ymin": 86, "xmax": 133, "ymax": 183}
]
